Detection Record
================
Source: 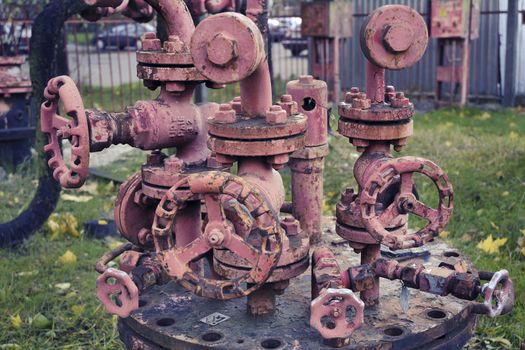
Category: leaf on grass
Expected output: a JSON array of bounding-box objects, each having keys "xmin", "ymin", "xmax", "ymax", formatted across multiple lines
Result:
[
  {"xmin": 477, "ymin": 235, "xmax": 508, "ymax": 254},
  {"xmin": 10, "ymin": 314, "xmax": 22, "ymax": 329},
  {"xmin": 54, "ymin": 282, "xmax": 71, "ymax": 291},
  {"xmin": 71, "ymin": 304, "xmax": 85, "ymax": 317},
  {"xmin": 438, "ymin": 230, "xmax": 449, "ymax": 239},
  {"xmin": 495, "ymin": 171, "xmax": 504, "ymax": 179},
  {"xmin": 489, "ymin": 336, "xmax": 511, "ymax": 348},
  {"xmin": 16, "ymin": 270, "xmax": 38, "ymax": 277},
  {"xmin": 31, "ymin": 313, "xmax": 52, "ymax": 329},
  {"xmin": 508, "ymin": 131, "xmax": 519, "ymax": 140},
  {"xmin": 0, "ymin": 344, "xmax": 22, "ymax": 350},
  {"xmin": 475, "ymin": 112, "xmax": 491, "ymax": 121},
  {"xmin": 46, "ymin": 213, "xmax": 80, "ymax": 240},
  {"xmin": 61, "ymin": 193, "xmax": 93, "ymax": 202},
  {"xmin": 490, "ymin": 222, "xmax": 499, "ymax": 230},
  {"xmin": 80, "ymin": 181, "xmax": 98, "ymax": 195},
  {"xmin": 501, "ymin": 191, "xmax": 509, "ymax": 197},
  {"xmin": 518, "ymin": 229, "xmax": 525, "ymax": 256},
  {"xmin": 58, "ymin": 250, "xmax": 77, "ymax": 265},
  {"xmin": 462, "ymin": 233, "xmax": 472, "ymax": 242}
]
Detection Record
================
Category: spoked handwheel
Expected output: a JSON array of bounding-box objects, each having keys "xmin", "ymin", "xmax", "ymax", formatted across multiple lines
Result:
[
  {"xmin": 360, "ymin": 156, "xmax": 453, "ymax": 250},
  {"xmin": 40, "ymin": 76, "xmax": 90, "ymax": 188},
  {"xmin": 152, "ymin": 171, "xmax": 283, "ymax": 299}
]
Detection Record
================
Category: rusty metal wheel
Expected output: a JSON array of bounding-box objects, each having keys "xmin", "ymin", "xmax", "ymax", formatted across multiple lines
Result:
[{"xmin": 151, "ymin": 171, "xmax": 283, "ymax": 299}]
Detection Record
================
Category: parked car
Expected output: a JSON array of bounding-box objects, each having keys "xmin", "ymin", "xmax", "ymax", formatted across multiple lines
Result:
[
  {"xmin": 281, "ymin": 17, "xmax": 307, "ymax": 57},
  {"xmin": 268, "ymin": 16, "xmax": 302, "ymax": 43},
  {"xmin": 91, "ymin": 23, "xmax": 154, "ymax": 50}
]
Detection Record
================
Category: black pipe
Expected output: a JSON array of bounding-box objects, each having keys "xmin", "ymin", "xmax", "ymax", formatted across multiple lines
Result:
[{"xmin": 0, "ymin": 0, "xmax": 89, "ymax": 248}]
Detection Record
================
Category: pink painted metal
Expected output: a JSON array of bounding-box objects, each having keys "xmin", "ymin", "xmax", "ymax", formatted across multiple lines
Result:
[
  {"xmin": 334, "ymin": 4, "xmax": 450, "ymax": 311},
  {"xmin": 286, "ymin": 75, "xmax": 328, "ymax": 243},
  {"xmin": 41, "ymin": 76, "xmax": 90, "ymax": 188},
  {"xmin": 430, "ymin": 0, "xmax": 480, "ymax": 39},
  {"xmin": 96, "ymin": 267, "xmax": 139, "ymax": 318}
]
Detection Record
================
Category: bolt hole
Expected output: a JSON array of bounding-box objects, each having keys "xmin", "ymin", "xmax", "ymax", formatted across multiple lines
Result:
[
  {"xmin": 384, "ymin": 326, "xmax": 404, "ymax": 337},
  {"xmin": 261, "ymin": 338, "xmax": 283, "ymax": 349},
  {"xmin": 443, "ymin": 251, "xmax": 459, "ymax": 257},
  {"xmin": 236, "ymin": 339, "xmax": 244, "ymax": 344},
  {"xmin": 201, "ymin": 332, "xmax": 223, "ymax": 342},
  {"xmin": 138, "ymin": 299, "xmax": 147, "ymax": 307},
  {"xmin": 321, "ymin": 315, "xmax": 336, "ymax": 329},
  {"xmin": 302, "ymin": 97, "xmax": 316, "ymax": 111},
  {"xmin": 156, "ymin": 318, "xmax": 175, "ymax": 327},
  {"xmin": 427, "ymin": 309, "xmax": 446, "ymax": 319}
]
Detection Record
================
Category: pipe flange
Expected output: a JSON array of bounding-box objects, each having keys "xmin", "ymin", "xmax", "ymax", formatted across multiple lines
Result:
[
  {"xmin": 360, "ymin": 5, "xmax": 428, "ymax": 70},
  {"xmin": 190, "ymin": 12, "xmax": 265, "ymax": 84}
]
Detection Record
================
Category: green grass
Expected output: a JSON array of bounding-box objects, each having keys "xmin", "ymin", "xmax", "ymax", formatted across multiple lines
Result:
[{"xmin": 1, "ymin": 106, "xmax": 524, "ymax": 349}]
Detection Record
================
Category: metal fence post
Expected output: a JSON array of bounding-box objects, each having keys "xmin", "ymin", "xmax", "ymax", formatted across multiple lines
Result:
[{"xmin": 503, "ymin": 0, "xmax": 519, "ymax": 107}]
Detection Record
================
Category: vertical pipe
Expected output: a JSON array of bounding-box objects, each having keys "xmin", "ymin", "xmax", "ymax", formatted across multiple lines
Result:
[
  {"xmin": 365, "ymin": 60, "xmax": 384, "ymax": 103},
  {"xmin": 240, "ymin": 59, "xmax": 272, "ymax": 117},
  {"xmin": 360, "ymin": 243, "xmax": 380, "ymax": 306}
]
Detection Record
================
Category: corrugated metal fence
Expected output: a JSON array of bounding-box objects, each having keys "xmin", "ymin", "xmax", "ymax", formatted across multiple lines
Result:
[{"xmin": 339, "ymin": 0, "xmax": 504, "ymax": 101}]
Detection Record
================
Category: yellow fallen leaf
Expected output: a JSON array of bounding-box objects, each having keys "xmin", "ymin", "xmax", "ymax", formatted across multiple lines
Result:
[
  {"xmin": 98, "ymin": 219, "xmax": 108, "ymax": 225},
  {"xmin": 10, "ymin": 314, "xmax": 22, "ymax": 329},
  {"xmin": 61, "ymin": 194, "xmax": 93, "ymax": 202},
  {"xmin": 509, "ymin": 122, "xmax": 517, "ymax": 128},
  {"xmin": 46, "ymin": 213, "xmax": 80, "ymax": 240},
  {"xmin": 461, "ymin": 233, "xmax": 472, "ymax": 242},
  {"xmin": 438, "ymin": 230, "xmax": 449, "ymax": 238},
  {"xmin": 80, "ymin": 181, "xmax": 98, "ymax": 195},
  {"xmin": 444, "ymin": 140, "xmax": 452, "ymax": 147},
  {"xmin": 495, "ymin": 171, "xmax": 504, "ymax": 178},
  {"xmin": 521, "ymin": 228, "xmax": 525, "ymax": 236},
  {"xmin": 490, "ymin": 222, "xmax": 499, "ymax": 230},
  {"xmin": 71, "ymin": 304, "xmax": 85, "ymax": 317},
  {"xmin": 444, "ymin": 121, "xmax": 454, "ymax": 128},
  {"xmin": 476, "ymin": 209, "xmax": 484, "ymax": 216},
  {"xmin": 477, "ymin": 235, "xmax": 508, "ymax": 254},
  {"xmin": 54, "ymin": 283, "xmax": 71, "ymax": 291},
  {"xmin": 501, "ymin": 191, "xmax": 509, "ymax": 197},
  {"xmin": 509, "ymin": 131, "xmax": 519, "ymax": 140},
  {"xmin": 476, "ymin": 112, "xmax": 491, "ymax": 121},
  {"xmin": 58, "ymin": 250, "xmax": 77, "ymax": 265}
]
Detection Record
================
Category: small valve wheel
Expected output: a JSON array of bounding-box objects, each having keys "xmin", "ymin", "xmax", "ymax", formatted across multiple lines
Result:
[
  {"xmin": 96, "ymin": 268, "xmax": 139, "ymax": 318},
  {"xmin": 360, "ymin": 156, "xmax": 453, "ymax": 250},
  {"xmin": 152, "ymin": 171, "xmax": 283, "ymax": 299},
  {"xmin": 478, "ymin": 270, "xmax": 515, "ymax": 318},
  {"xmin": 310, "ymin": 288, "xmax": 365, "ymax": 339},
  {"xmin": 41, "ymin": 76, "xmax": 90, "ymax": 188}
]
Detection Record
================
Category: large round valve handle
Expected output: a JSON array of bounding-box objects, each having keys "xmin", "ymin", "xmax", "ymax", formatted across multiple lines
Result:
[
  {"xmin": 360, "ymin": 157, "xmax": 453, "ymax": 250},
  {"xmin": 151, "ymin": 171, "xmax": 283, "ymax": 300},
  {"xmin": 310, "ymin": 288, "xmax": 365, "ymax": 339},
  {"xmin": 96, "ymin": 268, "xmax": 139, "ymax": 318},
  {"xmin": 41, "ymin": 76, "xmax": 90, "ymax": 188},
  {"xmin": 475, "ymin": 270, "xmax": 515, "ymax": 318}
]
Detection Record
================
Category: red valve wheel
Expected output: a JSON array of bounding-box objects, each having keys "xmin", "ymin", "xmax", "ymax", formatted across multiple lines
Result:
[
  {"xmin": 41, "ymin": 76, "xmax": 90, "ymax": 188},
  {"xmin": 310, "ymin": 288, "xmax": 365, "ymax": 339},
  {"xmin": 477, "ymin": 270, "xmax": 515, "ymax": 318},
  {"xmin": 360, "ymin": 156, "xmax": 453, "ymax": 250},
  {"xmin": 96, "ymin": 267, "xmax": 139, "ymax": 317},
  {"xmin": 152, "ymin": 171, "xmax": 283, "ymax": 300}
]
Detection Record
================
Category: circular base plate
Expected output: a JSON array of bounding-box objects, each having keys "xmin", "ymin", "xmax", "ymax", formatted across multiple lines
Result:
[{"xmin": 118, "ymin": 217, "xmax": 477, "ymax": 350}]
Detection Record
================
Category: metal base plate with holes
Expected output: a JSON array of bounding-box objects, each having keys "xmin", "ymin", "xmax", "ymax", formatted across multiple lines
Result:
[{"xmin": 118, "ymin": 217, "xmax": 478, "ymax": 350}]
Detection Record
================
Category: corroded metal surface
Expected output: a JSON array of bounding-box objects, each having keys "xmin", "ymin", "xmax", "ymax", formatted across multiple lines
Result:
[
  {"xmin": 41, "ymin": 76, "xmax": 90, "ymax": 188},
  {"xmin": 117, "ymin": 220, "xmax": 480, "ymax": 350}
]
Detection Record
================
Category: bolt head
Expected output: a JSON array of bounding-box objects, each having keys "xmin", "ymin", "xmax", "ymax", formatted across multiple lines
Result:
[
  {"xmin": 280, "ymin": 94, "xmax": 293, "ymax": 103},
  {"xmin": 164, "ymin": 156, "xmax": 184, "ymax": 173},
  {"xmin": 299, "ymin": 75, "xmax": 314, "ymax": 84},
  {"xmin": 383, "ymin": 24, "xmax": 414, "ymax": 53},
  {"xmin": 266, "ymin": 105, "xmax": 287, "ymax": 124},
  {"xmin": 164, "ymin": 35, "xmax": 185, "ymax": 53},
  {"xmin": 207, "ymin": 33, "xmax": 237, "ymax": 67},
  {"xmin": 215, "ymin": 103, "xmax": 236, "ymax": 123},
  {"xmin": 280, "ymin": 217, "xmax": 299, "ymax": 236},
  {"xmin": 207, "ymin": 229, "xmax": 224, "ymax": 246}
]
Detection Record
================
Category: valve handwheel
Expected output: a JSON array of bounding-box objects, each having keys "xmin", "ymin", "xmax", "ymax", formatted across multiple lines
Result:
[
  {"xmin": 360, "ymin": 156, "xmax": 453, "ymax": 250},
  {"xmin": 41, "ymin": 76, "xmax": 90, "ymax": 188},
  {"xmin": 477, "ymin": 269, "xmax": 515, "ymax": 318},
  {"xmin": 152, "ymin": 171, "xmax": 283, "ymax": 299},
  {"xmin": 310, "ymin": 288, "xmax": 365, "ymax": 339},
  {"xmin": 96, "ymin": 267, "xmax": 139, "ymax": 318}
]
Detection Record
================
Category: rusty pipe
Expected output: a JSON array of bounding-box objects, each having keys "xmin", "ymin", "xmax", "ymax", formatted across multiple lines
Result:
[
  {"xmin": 144, "ymin": 0, "xmax": 195, "ymax": 45},
  {"xmin": 240, "ymin": 59, "xmax": 272, "ymax": 118}
]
